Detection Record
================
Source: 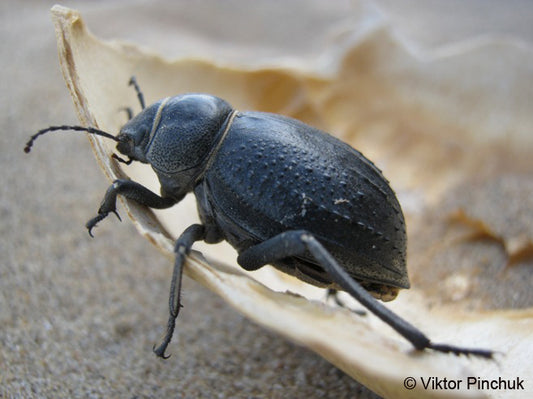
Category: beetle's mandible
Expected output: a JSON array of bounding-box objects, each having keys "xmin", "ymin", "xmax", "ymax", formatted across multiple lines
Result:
[{"xmin": 25, "ymin": 77, "xmax": 493, "ymax": 359}]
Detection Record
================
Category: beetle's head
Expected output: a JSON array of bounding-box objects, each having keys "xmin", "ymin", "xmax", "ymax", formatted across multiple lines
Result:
[
  {"xmin": 115, "ymin": 94, "xmax": 233, "ymax": 171},
  {"xmin": 25, "ymin": 94, "xmax": 233, "ymax": 179},
  {"xmin": 117, "ymin": 94, "xmax": 234, "ymax": 199},
  {"xmin": 113, "ymin": 100, "xmax": 163, "ymax": 164}
]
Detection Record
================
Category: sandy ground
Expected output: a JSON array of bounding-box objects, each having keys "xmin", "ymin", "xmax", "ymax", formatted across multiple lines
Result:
[{"xmin": 2, "ymin": 1, "xmax": 531, "ymax": 398}]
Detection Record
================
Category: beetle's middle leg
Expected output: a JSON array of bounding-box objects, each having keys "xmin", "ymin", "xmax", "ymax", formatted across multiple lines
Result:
[
  {"xmin": 326, "ymin": 288, "xmax": 366, "ymax": 316},
  {"xmin": 237, "ymin": 230, "xmax": 493, "ymax": 359},
  {"xmin": 86, "ymin": 179, "xmax": 177, "ymax": 236},
  {"xmin": 153, "ymin": 223, "xmax": 206, "ymax": 359}
]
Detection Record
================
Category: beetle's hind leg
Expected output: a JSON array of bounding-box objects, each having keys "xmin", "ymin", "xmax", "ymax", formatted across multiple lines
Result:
[
  {"xmin": 153, "ymin": 224, "xmax": 206, "ymax": 359},
  {"xmin": 237, "ymin": 230, "xmax": 493, "ymax": 359}
]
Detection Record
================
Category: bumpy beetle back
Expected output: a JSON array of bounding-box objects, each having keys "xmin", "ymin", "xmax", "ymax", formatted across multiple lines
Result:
[{"xmin": 200, "ymin": 112, "xmax": 409, "ymax": 291}]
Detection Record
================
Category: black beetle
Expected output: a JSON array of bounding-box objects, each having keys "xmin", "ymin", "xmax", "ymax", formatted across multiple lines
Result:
[{"xmin": 25, "ymin": 77, "xmax": 493, "ymax": 359}]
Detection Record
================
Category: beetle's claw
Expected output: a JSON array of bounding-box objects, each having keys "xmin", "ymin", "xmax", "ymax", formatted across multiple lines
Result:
[
  {"xmin": 85, "ymin": 213, "xmax": 108, "ymax": 237},
  {"xmin": 86, "ymin": 207, "xmax": 120, "ymax": 236},
  {"xmin": 152, "ymin": 343, "xmax": 171, "ymax": 360}
]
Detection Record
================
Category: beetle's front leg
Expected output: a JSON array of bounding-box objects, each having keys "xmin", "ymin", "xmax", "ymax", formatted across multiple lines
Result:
[
  {"xmin": 86, "ymin": 179, "xmax": 177, "ymax": 236},
  {"xmin": 237, "ymin": 230, "xmax": 493, "ymax": 359}
]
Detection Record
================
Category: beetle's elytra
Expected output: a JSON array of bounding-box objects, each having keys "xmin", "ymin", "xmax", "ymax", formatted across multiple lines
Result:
[{"xmin": 26, "ymin": 77, "xmax": 493, "ymax": 359}]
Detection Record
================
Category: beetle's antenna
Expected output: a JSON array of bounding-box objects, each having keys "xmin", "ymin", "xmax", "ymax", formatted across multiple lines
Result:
[
  {"xmin": 129, "ymin": 76, "xmax": 146, "ymax": 110},
  {"xmin": 24, "ymin": 125, "xmax": 119, "ymax": 153}
]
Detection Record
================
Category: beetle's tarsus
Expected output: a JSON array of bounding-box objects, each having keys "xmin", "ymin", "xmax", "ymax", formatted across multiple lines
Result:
[
  {"xmin": 153, "ymin": 343, "xmax": 172, "ymax": 360},
  {"xmin": 86, "ymin": 213, "xmax": 108, "ymax": 237},
  {"xmin": 428, "ymin": 342, "xmax": 494, "ymax": 359},
  {"xmin": 86, "ymin": 179, "xmax": 178, "ymax": 240},
  {"xmin": 153, "ymin": 314, "xmax": 176, "ymax": 360}
]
